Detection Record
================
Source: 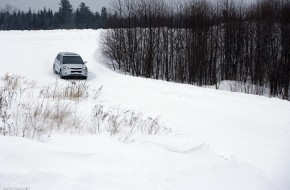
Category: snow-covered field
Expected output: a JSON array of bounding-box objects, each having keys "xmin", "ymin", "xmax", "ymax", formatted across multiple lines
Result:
[{"xmin": 0, "ymin": 30, "xmax": 290, "ymax": 190}]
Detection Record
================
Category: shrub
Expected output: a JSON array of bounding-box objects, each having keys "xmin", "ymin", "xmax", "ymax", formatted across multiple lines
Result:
[{"xmin": 1, "ymin": 74, "xmax": 170, "ymax": 141}]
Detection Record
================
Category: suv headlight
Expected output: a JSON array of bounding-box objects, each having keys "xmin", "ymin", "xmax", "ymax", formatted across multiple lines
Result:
[
  {"xmin": 83, "ymin": 66, "xmax": 87, "ymax": 70},
  {"xmin": 63, "ymin": 66, "xmax": 69, "ymax": 70}
]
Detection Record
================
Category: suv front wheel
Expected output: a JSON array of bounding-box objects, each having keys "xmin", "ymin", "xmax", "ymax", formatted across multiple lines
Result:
[{"xmin": 59, "ymin": 69, "xmax": 65, "ymax": 79}]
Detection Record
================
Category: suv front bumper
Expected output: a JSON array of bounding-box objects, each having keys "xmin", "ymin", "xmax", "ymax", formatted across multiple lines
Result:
[{"xmin": 62, "ymin": 68, "xmax": 88, "ymax": 78}]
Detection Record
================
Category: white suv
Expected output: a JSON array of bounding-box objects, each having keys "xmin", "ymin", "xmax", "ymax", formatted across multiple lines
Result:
[{"xmin": 53, "ymin": 52, "xmax": 88, "ymax": 79}]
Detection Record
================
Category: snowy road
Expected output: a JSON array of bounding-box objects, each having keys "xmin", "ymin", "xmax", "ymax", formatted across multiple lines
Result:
[{"xmin": 0, "ymin": 30, "xmax": 290, "ymax": 190}]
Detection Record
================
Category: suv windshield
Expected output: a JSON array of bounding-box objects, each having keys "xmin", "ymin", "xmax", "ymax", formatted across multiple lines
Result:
[{"xmin": 63, "ymin": 56, "xmax": 83, "ymax": 64}]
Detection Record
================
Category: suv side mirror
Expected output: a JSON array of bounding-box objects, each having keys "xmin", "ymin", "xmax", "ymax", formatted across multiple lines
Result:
[{"xmin": 84, "ymin": 61, "xmax": 87, "ymax": 64}]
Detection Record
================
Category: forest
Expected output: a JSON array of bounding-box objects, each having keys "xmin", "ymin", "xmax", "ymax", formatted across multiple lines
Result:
[
  {"xmin": 103, "ymin": 0, "xmax": 290, "ymax": 100},
  {"xmin": 0, "ymin": 0, "xmax": 108, "ymax": 29}
]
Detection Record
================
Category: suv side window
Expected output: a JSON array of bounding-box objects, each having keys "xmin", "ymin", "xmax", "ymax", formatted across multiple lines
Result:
[
  {"xmin": 60, "ymin": 55, "xmax": 63, "ymax": 64},
  {"xmin": 57, "ymin": 54, "xmax": 61, "ymax": 61}
]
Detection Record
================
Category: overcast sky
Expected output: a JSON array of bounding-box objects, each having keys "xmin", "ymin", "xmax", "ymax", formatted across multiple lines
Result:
[{"xmin": 0, "ymin": 0, "xmax": 109, "ymax": 12}]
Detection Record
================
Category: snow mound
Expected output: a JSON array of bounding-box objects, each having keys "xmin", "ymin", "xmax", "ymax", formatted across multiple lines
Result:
[{"xmin": 0, "ymin": 135, "xmax": 275, "ymax": 190}]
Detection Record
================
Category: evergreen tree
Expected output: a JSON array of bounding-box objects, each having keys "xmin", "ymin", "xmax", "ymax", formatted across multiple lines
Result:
[
  {"xmin": 100, "ymin": 7, "xmax": 107, "ymax": 28},
  {"xmin": 76, "ymin": 2, "xmax": 93, "ymax": 29},
  {"xmin": 59, "ymin": 0, "xmax": 73, "ymax": 28},
  {"xmin": 26, "ymin": 8, "xmax": 32, "ymax": 29},
  {"xmin": 94, "ymin": 11, "xmax": 101, "ymax": 28}
]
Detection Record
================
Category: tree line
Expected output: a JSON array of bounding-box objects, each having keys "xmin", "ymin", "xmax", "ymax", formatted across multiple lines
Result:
[
  {"xmin": 0, "ymin": 0, "xmax": 108, "ymax": 30},
  {"xmin": 103, "ymin": 0, "xmax": 290, "ymax": 100}
]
